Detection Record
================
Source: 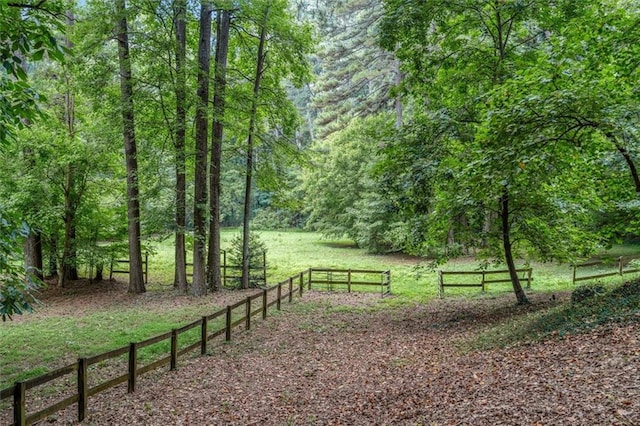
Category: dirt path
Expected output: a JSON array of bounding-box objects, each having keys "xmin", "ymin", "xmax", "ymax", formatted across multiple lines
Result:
[{"xmin": 36, "ymin": 291, "xmax": 640, "ymax": 425}]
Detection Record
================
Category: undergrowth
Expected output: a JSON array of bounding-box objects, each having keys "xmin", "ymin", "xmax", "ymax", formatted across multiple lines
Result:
[{"xmin": 466, "ymin": 278, "xmax": 640, "ymax": 352}]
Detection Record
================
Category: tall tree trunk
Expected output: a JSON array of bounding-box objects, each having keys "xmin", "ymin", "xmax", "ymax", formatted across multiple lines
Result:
[
  {"xmin": 116, "ymin": 0, "xmax": 145, "ymax": 294},
  {"xmin": 23, "ymin": 233, "xmax": 42, "ymax": 282},
  {"xmin": 173, "ymin": 0, "xmax": 188, "ymax": 293},
  {"xmin": 18, "ymin": 52, "xmax": 43, "ymax": 282},
  {"xmin": 59, "ymin": 178, "xmax": 75, "ymax": 288},
  {"xmin": 207, "ymin": 9, "xmax": 230, "ymax": 292},
  {"xmin": 59, "ymin": 10, "xmax": 79, "ymax": 287},
  {"xmin": 242, "ymin": 11, "xmax": 268, "ymax": 290},
  {"xmin": 500, "ymin": 186, "xmax": 529, "ymax": 305},
  {"xmin": 393, "ymin": 54, "xmax": 402, "ymax": 129},
  {"xmin": 192, "ymin": 0, "xmax": 212, "ymax": 297}
]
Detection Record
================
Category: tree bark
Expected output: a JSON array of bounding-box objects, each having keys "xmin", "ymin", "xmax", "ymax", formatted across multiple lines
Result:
[
  {"xmin": 23, "ymin": 232, "xmax": 42, "ymax": 282},
  {"xmin": 192, "ymin": 0, "xmax": 212, "ymax": 296},
  {"xmin": 59, "ymin": 10, "xmax": 79, "ymax": 287},
  {"xmin": 47, "ymin": 234, "xmax": 58, "ymax": 278},
  {"xmin": 116, "ymin": 0, "xmax": 145, "ymax": 294},
  {"xmin": 393, "ymin": 54, "xmax": 402, "ymax": 129},
  {"xmin": 607, "ymin": 133, "xmax": 640, "ymax": 196},
  {"xmin": 500, "ymin": 186, "xmax": 529, "ymax": 305},
  {"xmin": 18, "ymin": 51, "xmax": 43, "ymax": 283},
  {"xmin": 242, "ymin": 10, "xmax": 268, "ymax": 290},
  {"xmin": 173, "ymin": 0, "xmax": 188, "ymax": 293},
  {"xmin": 207, "ymin": 9, "xmax": 230, "ymax": 292}
]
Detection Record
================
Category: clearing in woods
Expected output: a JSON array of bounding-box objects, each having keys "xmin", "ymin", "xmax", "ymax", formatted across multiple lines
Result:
[{"xmin": 4, "ymin": 277, "xmax": 640, "ymax": 425}]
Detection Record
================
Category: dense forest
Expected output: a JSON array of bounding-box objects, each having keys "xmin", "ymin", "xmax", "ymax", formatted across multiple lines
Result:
[{"xmin": 1, "ymin": 0, "xmax": 639, "ymax": 314}]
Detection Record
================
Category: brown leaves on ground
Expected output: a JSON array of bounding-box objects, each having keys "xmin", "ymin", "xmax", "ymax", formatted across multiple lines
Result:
[{"xmin": 42, "ymin": 290, "xmax": 640, "ymax": 426}]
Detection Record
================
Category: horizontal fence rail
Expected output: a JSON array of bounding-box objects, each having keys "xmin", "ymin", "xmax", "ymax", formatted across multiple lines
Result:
[
  {"xmin": 1, "ymin": 267, "xmax": 388, "ymax": 426},
  {"xmin": 109, "ymin": 252, "xmax": 149, "ymax": 284},
  {"xmin": 307, "ymin": 268, "xmax": 391, "ymax": 297},
  {"xmin": 572, "ymin": 256, "xmax": 640, "ymax": 284},
  {"xmin": 438, "ymin": 268, "xmax": 532, "ymax": 298}
]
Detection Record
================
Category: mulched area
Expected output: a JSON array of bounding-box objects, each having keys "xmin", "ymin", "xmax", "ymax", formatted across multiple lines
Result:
[{"xmin": 35, "ymin": 290, "xmax": 640, "ymax": 425}]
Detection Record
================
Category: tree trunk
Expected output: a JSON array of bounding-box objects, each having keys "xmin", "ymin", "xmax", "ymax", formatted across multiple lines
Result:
[
  {"xmin": 394, "ymin": 54, "xmax": 402, "ymax": 129},
  {"xmin": 173, "ymin": 0, "xmax": 188, "ymax": 293},
  {"xmin": 19, "ymin": 53, "xmax": 43, "ymax": 283},
  {"xmin": 207, "ymin": 9, "xmax": 230, "ymax": 292},
  {"xmin": 59, "ymin": 14, "xmax": 79, "ymax": 287},
  {"xmin": 192, "ymin": 0, "xmax": 212, "ymax": 297},
  {"xmin": 500, "ymin": 186, "xmax": 529, "ymax": 305},
  {"xmin": 95, "ymin": 262, "xmax": 103, "ymax": 282},
  {"xmin": 23, "ymin": 232, "xmax": 42, "ymax": 282},
  {"xmin": 116, "ymin": 0, "xmax": 145, "ymax": 294},
  {"xmin": 47, "ymin": 234, "xmax": 58, "ymax": 278},
  {"xmin": 607, "ymin": 133, "xmax": 640, "ymax": 196},
  {"xmin": 242, "ymin": 11, "xmax": 268, "ymax": 290}
]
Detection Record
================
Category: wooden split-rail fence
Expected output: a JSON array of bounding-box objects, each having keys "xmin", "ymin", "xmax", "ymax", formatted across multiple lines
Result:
[
  {"xmin": 572, "ymin": 256, "xmax": 640, "ymax": 284},
  {"xmin": 1, "ymin": 268, "xmax": 391, "ymax": 426},
  {"xmin": 109, "ymin": 252, "xmax": 149, "ymax": 284},
  {"xmin": 438, "ymin": 268, "xmax": 532, "ymax": 298}
]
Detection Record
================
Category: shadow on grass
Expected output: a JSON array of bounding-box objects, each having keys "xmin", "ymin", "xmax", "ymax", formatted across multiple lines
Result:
[{"xmin": 314, "ymin": 240, "xmax": 359, "ymax": 249}]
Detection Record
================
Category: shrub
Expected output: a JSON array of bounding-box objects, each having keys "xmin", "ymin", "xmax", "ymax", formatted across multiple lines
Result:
[
  {"xmin": 571, "ymin": 284, "xmax": 606, "ymax": 304},
  {"xmin": 227, "ymin": 233, "xmax": 267, "ymax": 288}
]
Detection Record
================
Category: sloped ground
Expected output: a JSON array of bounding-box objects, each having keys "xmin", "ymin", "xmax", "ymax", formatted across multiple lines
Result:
[{"xmin": 43, "ymin": 291, "xmax": 639, "ymax": 425}]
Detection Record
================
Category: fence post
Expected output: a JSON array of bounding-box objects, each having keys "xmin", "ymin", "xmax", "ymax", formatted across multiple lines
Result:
[
  {"xmin": 109, "ymin": 258, "xmax": 114, "ymax": 281},
  {"xmin": 308, "ymin": 269, "xmax": 312, "ymax": 290},
  {"xmin": 201, "ymin": 316, "xmax": 208, "ymax": 355},
  {"xmin": 222, "ymin": 250, "xmax": 227, "ymax": 287},
  {"xmin": 262, "ymin": 289, "xmax": 268, "ymax": 320},
  {"xmin": 619, "ymin": 256, "xmax": 624, "ymax": 276},
  {"xmin": 481, "ymin": 271, "xmax": 486, "ymax": 293},
  {"xmin": 348, "ymin": 269, "xmax": 352, "ymax": 293},
  {"xmin": 438, "ymin": 270, "xmax": 443, "ymax": 298},
  {"xmin": 225, "ymin": 305, "xmax": 232, "ymax": 341},
  {"xmin": 14, "ymin": 381, "xmax": 26, "ymax": 426},
  {"xmin": 263, "ymin": 251, "xmax": 267, "ymax": 285},
  {"xmin": 170, "ymin": 329, "xmax": 178, "ymax": 370},
  {"xmin": 246, "ymin": 297, "xmax": 251, "ymax": 330},
  {"xmin": 572, "ymin": 264, "xmax": 577, "ymax": 285},
  {"xmin": 78, "ymin": 358, "xmax": 88, "ymax": 422},
  {"xmin": 128, "ymin": 343, "xmax": 137, "ymax": 393},
  {"xmin": 144, "ymin": 252, "xmax": 148, "ymax": 284},
  {"xmin": 288, "ymin": 277, "xmax": 293, "ymax": 302},
  {"xmin": 526, "ymin": 268, "xmax": 532, "ymax": 289},
  {"xmin": 277, "ymin": 284, "xmax": 282, "ymax": 310},
  {"xmin": 299, "ymin": 272, "xmax": 304, "ymax": 297}
]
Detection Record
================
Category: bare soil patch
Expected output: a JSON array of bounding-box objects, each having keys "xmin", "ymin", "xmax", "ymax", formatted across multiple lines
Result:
[{"xmin": 31, "ymin": 289, "xmax": 640, "ymax": 426}]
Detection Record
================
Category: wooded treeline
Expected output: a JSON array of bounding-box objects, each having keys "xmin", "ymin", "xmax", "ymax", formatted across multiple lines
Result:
[{"xmin": 1, "ymin": 0, "xmax": 639, "ymax": 308}]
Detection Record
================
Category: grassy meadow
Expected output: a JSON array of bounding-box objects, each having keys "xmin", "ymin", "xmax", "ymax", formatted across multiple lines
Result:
[{"xmin": 2, "ymin": 229, "xmax": 640, "ymax": 390}]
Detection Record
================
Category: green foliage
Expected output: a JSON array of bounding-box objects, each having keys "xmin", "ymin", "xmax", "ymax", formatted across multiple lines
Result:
[
  {"xmin": 310, "ymin": 0, "xmax": 397, "ymax": 138},
  {"xmin": 0, "ymin": 0, "xmax": 67, "ymax": 144},
  {"xmin": 0, "ymin": 213, "xmax": 41, "ymax": 321},
  {"xmin": 571, "ymin": 284, "xmax": 606, "ymax": 305},
  {"xmin": 374, "ymin": 0, "xmax": 638, "ymax": 276},
  {"xmin": 228, "ymin": 232, "xmax": 267, "ymax": 288},
  {"xmin": 303, "ymin": 114, "xmax": 405, "ymax": 253}
]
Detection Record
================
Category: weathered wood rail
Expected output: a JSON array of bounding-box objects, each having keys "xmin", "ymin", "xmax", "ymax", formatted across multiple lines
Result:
[
  {"xmin": 108, "ymin": 252, "xmax": 149, "ymax": 284},
  {"xmin": 572, "ymin": 256, "xmax": 640, "ymax": 284},
  {"xmin": 306, "ymin": 268, "xmax": 391, "ymax": 297},
  {"xmin": 438, "ymin": 268, "xmax": 532, "ymax": 298},
  {"xmin": 1, "ymin": 267, "xmax": 391, "ymax": 426}
]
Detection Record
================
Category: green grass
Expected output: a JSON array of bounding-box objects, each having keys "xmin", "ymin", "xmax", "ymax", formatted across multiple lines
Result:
[{"xmin": 2, "ymin": 230, "xmax": 640, "ymax": 390}]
